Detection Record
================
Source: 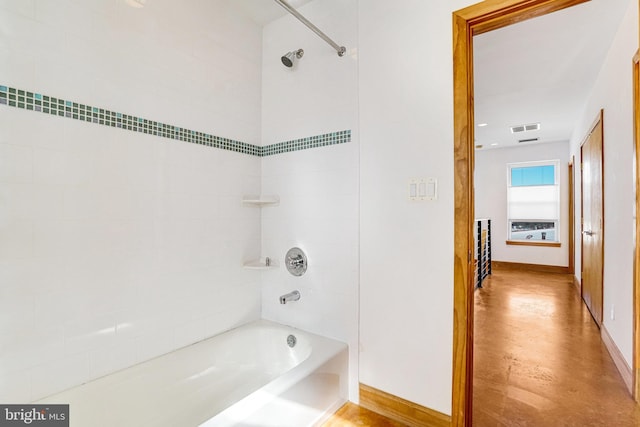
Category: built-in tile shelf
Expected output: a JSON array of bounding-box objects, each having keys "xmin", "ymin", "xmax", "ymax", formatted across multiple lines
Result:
[
  {"xmin": 242, "ymin": 196, "xmax": 278, "ymax": 270},
  {"xmin": 241, "ymin": 195, "xmax": 280, "ymax": 206},
  {"xmin": 243, "ymin": 258, "xmax": 279, "ymax": 270}
]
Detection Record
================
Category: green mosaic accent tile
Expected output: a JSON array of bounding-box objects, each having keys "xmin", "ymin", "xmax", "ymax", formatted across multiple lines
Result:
[
  {"xmin": 261, "ymin": 130, "xmax": 351, "ymax": 157},
  {"xmin": 0, "ymin": 84, "xmax": 349, "ymax": 158}
]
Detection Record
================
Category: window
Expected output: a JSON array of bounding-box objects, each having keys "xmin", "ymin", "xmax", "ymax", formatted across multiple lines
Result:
[{"xmin": 507, "ymin": 161, "xmax": 560, "ymax": 243}]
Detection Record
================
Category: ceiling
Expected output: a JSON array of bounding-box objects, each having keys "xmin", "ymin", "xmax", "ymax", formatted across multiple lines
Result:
[{"xmin": 473, "ymin": 0, "xmax": 630, "ymax": 150}]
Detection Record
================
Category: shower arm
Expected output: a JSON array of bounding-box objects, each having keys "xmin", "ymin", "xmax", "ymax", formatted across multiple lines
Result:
[{"xmin": 273, "ymin": 0, "xmax": 346, "ymax": 57}]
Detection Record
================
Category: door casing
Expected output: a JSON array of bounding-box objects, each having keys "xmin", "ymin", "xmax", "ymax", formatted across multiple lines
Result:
[
  {"xmin": 632, "ymin": 49, "xmax": 640, "ymax": 400},
  {"xmin": 569, "ymin": 158, "xmax": 575, "ymax": 275}
]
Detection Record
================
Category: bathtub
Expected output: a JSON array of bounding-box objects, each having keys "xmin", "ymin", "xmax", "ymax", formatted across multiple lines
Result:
[{"xmin": 37, "ymin": 320, "xmax": 348, "ymax": 426}]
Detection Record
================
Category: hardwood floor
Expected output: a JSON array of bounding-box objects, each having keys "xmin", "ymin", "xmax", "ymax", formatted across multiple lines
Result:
[
  {"xmin": 322, "ymin": 402, "xmax": 407, "ymax": 427},
  {"xmin": 474, "ymin": 268, "xmax": 640, "ymax": 426},
  {"xmin": 324, "ymin": 268, "xmax": 640, "ymax": 426}
]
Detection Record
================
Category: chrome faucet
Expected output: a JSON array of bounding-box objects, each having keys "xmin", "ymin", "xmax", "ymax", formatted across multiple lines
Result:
[{"xmin": 279, "ymin": 290, "xmax": 300, "ymax": 304}]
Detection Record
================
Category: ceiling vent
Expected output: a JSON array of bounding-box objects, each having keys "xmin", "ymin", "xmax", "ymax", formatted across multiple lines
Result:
[
  {"xmin": 510, "ymin": 123, "xmax": 540, "ymax": 133},
  {"xmin": 518, "ymin": 137, "xmax": 540, "ymax": 143}
]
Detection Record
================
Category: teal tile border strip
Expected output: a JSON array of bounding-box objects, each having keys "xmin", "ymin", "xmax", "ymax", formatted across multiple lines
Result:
[
  {"xmin": 262, "ymin": 130, "xmax": 351, "ymax": 157},
  {"xmin": 0, "ymin": 84, "xmax": 350, "ymax": 157},
  {"xmin": 0, "ymin": 84, "xmax": 260, "ymax": 156}
]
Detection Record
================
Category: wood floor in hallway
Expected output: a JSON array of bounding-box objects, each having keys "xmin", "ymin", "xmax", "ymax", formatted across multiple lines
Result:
[{"xmin": 474, "ymin": 268, "xmax": 640, "ymax": 426}]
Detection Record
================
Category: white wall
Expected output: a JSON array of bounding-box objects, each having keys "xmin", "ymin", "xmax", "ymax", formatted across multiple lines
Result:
[
  {"xmin": 0, "ymin": 0, "xmax": 263, "ymax": 402},
  {"xmin": 359, "ymin": 0, "xmax": 476, "ymax": 415},
  {"xmin": 569, "ymin": 0, "xmax": 638, "ymax": 367},
  {"xmin": 260, "ymin": 0, "xmax": 360, "ymax": 401},
  {"xmin": 475, "ymin": 141, "xmax": 570, "ymax": 266}
]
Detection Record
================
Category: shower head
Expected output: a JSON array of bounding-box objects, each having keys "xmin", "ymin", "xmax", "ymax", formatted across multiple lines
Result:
[{"xmin": 281, "ymin": 49, "xmax": 304, "ymax": 68}]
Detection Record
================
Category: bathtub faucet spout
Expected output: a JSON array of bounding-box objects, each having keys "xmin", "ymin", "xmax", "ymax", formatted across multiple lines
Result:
[{"xmin": 279, "ymin": 290, "xmax": 301, "ymax": 304}]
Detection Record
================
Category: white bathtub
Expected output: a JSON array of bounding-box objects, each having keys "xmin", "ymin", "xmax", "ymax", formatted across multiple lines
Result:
[{"xmin": 37, "ymin": 320, "xmax": 348, "ymax": 426}]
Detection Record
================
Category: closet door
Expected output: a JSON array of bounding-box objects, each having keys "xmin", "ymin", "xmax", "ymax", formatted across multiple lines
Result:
[{"xmin": 580, "ymin": 111, "xmax": 604, "ymax": 327}]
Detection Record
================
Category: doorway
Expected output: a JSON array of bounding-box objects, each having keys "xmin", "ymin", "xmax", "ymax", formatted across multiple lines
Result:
[{"xmin": 451, "ymin": 1, "xmax": 621, "ymax": 426}]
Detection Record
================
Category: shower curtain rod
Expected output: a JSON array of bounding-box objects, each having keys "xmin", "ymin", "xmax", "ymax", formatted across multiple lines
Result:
[{"xmin": 273, "ymin": 0, "xmax": 346, "ymax": 57}]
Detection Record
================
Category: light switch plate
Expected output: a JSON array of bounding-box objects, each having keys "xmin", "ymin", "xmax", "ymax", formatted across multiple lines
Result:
[
  {"xmin": 408, "ymin": 178, "xmax": 418, "ymax": 201},
  {"xmin": 408, "ymin": 177, "xmax": 438, "ymax": 201},
  {"xmin": 425, "ymin": 177, "xmax": 438, "ymax": 201}
]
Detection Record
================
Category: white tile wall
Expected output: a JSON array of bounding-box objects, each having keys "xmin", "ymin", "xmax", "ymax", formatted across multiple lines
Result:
[
  {"xmin": 261, "ymin": 144, "xmax": 359, "ymax": 403},
  {"xmin": 261, "ymin": 0, "xmax": 359, "ymax": 402},
  {"xmin": 0, "ymin": 0, "xmax": 263, "ymax": 401},
  {"xmin": 2, "ymin": 0, "xmax": 363, "ymax": 407},
  {"xmin": 261, "ymin": 0, "xmax": 357, "ymax": 144}
]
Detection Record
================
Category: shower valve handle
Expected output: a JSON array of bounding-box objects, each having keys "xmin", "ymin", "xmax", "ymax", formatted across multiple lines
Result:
[
  {"xmin": 285, "ymin": 247, "xmax": 307, "ymax": 277},
  {"xmin": 288, "ymin": 255, "xmax": 304, "ymax": 267}
]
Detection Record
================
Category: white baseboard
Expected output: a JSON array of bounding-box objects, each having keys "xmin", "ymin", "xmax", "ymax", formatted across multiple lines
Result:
[{"xmin": 601, "ymin": 325, "xmax": 633, "ymax": 394}]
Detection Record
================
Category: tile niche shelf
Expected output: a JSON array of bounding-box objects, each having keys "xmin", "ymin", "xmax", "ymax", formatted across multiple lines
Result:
[
  {"xmin": 241, "ymin": 196, "xmax": 279, "ymax": 270},
  {"xmin": 243, "ymin": 258, "xmax": 279, "ymax": 270},
  {"xmin": 241, "ymin": 195, "xmax": 280, "ymax": 206}
]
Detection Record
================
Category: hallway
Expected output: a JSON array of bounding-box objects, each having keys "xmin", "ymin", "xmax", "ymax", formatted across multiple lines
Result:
[{"xmin": 473, "ymin": 268, "xmax": 640, "ymax": 426}]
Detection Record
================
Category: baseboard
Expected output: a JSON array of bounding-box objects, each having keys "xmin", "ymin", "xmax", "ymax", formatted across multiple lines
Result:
[
  {"xmin": 601, "ymin": 325, "xmax": 633, "ymax": 394},
  {"xmin": 492, "ymin": 261, "xmax": 569, "ymax": 274},
  {"xmin": 359, "ymin": 383, "xmax": 450, "ymax": 427}
]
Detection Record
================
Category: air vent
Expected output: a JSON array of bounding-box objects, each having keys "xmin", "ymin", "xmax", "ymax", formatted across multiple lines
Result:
[
  {"xmin": 518, "ymin": 137, "xmax": 539, "ymax": 143},
  {"xmin": 511, "ymin": 122, "xmax": 540, "ymax": 133}
]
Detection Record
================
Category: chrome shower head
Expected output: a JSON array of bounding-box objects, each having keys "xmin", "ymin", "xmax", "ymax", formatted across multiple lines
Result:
[{"xmin": 281, "ymin": 49, "xmax": 304, "ymax": 68}]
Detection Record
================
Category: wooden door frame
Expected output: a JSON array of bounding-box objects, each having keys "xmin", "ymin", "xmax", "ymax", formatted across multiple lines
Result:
[
  {"xmin": 632, "ymin": 8, "xmax": 638, "ymax": 403},
  {"xmin": 451, "ymin": 1, "xmax": 591, "ymax": 425},
  {"xmin": 580, "ymin": 110, "xmax": 605, "ymax": 326},
  {"xmin": 569, "ymin": 158, "xmax": 575, "ymax": 275}
]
